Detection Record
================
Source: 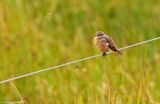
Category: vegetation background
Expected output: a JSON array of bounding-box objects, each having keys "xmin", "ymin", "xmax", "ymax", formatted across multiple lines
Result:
[{"xmin": 0, "ymin": 0, "xmax": 160, "ymax": 103}]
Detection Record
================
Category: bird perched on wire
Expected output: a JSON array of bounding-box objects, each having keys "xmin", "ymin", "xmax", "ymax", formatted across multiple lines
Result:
[{"xmin": 94, "ymin": 31, "xmax": 122, "ymax": 56}]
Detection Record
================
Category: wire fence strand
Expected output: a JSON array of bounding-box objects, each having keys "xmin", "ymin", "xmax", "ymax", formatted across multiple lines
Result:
[{"xmin": 0, "ymin": 36, "xmax": 160, "ymax": 84}]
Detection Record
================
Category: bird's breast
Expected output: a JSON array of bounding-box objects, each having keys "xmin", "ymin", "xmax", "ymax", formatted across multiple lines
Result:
[{"xmin": 94, "ymin": 37, "xmax": 109, "ymax": 52}]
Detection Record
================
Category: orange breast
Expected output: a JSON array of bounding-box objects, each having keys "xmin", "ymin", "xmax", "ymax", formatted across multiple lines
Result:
[{"xmin": 94, "ymin": 37, "xmax": 109, "ymax": 52}]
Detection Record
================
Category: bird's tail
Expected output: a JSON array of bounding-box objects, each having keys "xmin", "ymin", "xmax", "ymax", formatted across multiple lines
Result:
[
  {"xmin": 116, "ymin": 50, "xmax": 122, "ymax": 55},
  {"xmin": 110, "ymin": 47, "xmax": 122, "ymax": 55}
]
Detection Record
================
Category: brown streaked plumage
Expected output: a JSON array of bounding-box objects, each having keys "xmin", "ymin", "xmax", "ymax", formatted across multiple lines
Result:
[{"xmin": 94, "ymin": 31, "xmax": 122, "ymax": 56}]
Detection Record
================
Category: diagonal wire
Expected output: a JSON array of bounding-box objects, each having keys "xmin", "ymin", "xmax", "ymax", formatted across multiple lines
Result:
[
  {"xmin": 0, "ymin": 100, "xmax": 26, "ymax": 104},
  {"xmin": 0, "ymin": 36, "xmax": 160, "ymax": 84}
]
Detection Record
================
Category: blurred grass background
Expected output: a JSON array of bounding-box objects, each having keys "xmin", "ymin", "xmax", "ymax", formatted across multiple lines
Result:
[{"xmin": 0, "ymin": 0, "xmax": 160, "ymax": 103}]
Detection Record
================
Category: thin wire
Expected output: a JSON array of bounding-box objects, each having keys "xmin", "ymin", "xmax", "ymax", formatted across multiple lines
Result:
[
  {"xmin": 0, "ymin": 101, "xmax": 26, "ymax": 104},
  {"xmin": 0, "ymin": 36, "xmax": 160, "ymax": 84}
]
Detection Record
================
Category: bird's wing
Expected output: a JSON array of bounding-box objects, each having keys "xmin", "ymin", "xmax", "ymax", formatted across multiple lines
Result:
[
  {"xmin": 104, "ymin": 35, "xmax": 118, "ymax": 51},
  {"xmin": 104, "ymin": 35, "xmax": 122, "ymax": 55},
  {"xmin": 100, "ymin": 35, "xmax": 109, "ymax": 46}
]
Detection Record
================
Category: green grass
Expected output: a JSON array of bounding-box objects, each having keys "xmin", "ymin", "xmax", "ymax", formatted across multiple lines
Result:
[{"xmin": 0, "ymin": 0, "xmax": 160, "ymax": 103}]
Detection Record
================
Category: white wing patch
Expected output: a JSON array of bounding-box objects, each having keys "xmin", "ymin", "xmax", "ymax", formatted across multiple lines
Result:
[{"xmin": 106, "ymin": 43, "xmax": 109, "ymax": 46}]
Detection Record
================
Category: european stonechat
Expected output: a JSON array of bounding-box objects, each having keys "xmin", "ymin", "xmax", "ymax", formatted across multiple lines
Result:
[{"xmin": 94, "ymin": 31, "xmax": 122, "ymax": 56}]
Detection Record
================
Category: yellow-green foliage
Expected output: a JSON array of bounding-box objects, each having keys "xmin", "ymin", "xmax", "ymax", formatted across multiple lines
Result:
[{"xmin": 0, "ymin": 0, "xmax": 160, "ymax": 103}]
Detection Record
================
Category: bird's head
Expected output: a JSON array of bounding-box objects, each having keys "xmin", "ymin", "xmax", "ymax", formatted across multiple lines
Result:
[{"xmin": 96, "ymin": 31, "xmax": 104, "ymax": 36}]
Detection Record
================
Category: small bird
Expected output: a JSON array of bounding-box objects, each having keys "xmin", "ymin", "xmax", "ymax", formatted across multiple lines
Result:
[{"xmin": 94, "ymin": 31, "xmax": 122, "ymax": 56}]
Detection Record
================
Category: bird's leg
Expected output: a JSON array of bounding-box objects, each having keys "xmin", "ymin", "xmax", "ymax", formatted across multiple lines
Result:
[{"xmin": 102, "ymin": 52, "xmax": 107, "ymax": 57}]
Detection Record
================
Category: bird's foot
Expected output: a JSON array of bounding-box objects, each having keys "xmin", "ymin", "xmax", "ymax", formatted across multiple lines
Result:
[{"xmin": 102, "ymin": 52, "xmax": 107, "ymax": 57}]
